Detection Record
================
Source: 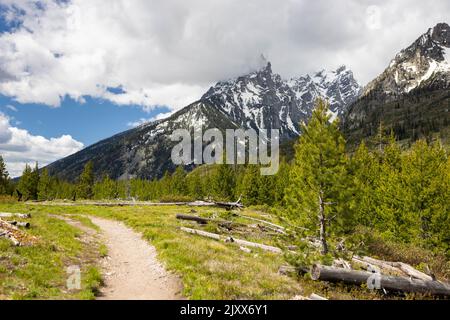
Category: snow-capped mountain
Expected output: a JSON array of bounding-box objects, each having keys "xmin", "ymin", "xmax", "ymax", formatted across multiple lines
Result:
[
  {"xmin": 46, "ymin": 62, "xmax": 361, "ymax": 180},
  {"xmin": 363, "ymin": 22, "xmax": 450, "ymax": 98},
  {"xmin": 344, "ymin": 22, "xmax": 450, "ymax": 146},
  {"xmin": 202, "ymin": 62, "xmax": 361, "ymax": 139}
]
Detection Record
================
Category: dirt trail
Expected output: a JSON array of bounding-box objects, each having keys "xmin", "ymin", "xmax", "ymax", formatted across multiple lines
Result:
[{"xmin": 89, "ymin": 217, "xmax": 184, "ymax": 300}]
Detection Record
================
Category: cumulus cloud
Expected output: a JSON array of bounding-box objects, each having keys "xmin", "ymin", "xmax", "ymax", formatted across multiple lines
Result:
[
  {"xmin": 0, "ymin": 0, "xmax": 449, "ymax": 112},
  {"xmin": 0, "ymin": 112, "xmax": 84, "ymax": 177}
]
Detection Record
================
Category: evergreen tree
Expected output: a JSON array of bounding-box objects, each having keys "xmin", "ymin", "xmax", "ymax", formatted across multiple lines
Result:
[
  {"xmin": 172, "ymin": 166, "xmax": 187, "ymax": 196},
  {"xmin": 17, "ymin": 164, "xmax": 34, "ymax": 201},
  {"xmin": 29, "ymin": 162, "xmax": 40, "ymax": 200},
  {"xmin": 0, "ymin": 155, "xmax": 11, "ymax": 195},
  {"xmin": 349, "ymin": 141, "xmax": 380, "ymax": 227},
  {"xmin": 37, "ymin": 168, "xmax": 52, "ymax": 200},
  {"xmin": 212, "ymin": 163, "xmax": 236, "ymax": 201},
  {"xmin": 187, "ymin": 171, "xmax": 204, "ymax": 199},
  {"xmin": 93, "ymin": 174, "xmax": 117, "ymax": 200},
  {"xmin": 374, "ymin": 136, "xmax": 409, "ymax": 240},
  {"xmin": 77, "ymin": 161, "xmax": 94, "ymax": 199},
  {"xmin": 285, "ymin": 99, "xmax": 349, "ymax": 254},
  {"xmin": 238, "ymin": 165, "xmax": 260, "ymax": 206},
  {"xmin": 273, "ymin": 160, "xmax": 290, "ymax": 206},
  {"xmin": 402, "ymin": 140, "xmax": 449, "ymax": 247}
]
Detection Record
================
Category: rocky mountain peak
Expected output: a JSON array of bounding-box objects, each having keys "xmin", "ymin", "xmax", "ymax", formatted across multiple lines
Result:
[
  {"xmin": 363, "ymin": 23, "xmax": 450, "ymax": 97},
  {"xmin": 430, "ymin": 22, "xmax": 450, "ymax": 46}
]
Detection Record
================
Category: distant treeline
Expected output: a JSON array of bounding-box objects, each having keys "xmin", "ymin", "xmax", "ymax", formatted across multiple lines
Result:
[{"xmin": 1, "ymin": 99, "xmax": 449, "ymax": 255}]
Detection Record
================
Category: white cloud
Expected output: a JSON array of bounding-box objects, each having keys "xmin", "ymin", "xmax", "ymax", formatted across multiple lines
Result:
[
  {"xmin": 0, "ymin": 0, "xmax": 449, "ymax": 112},
  {"xmin": 0, "ymin": 112, "xmax": 84, "ymax": 177},
  {"xmin": 127, "ymin": 110, "xmax": 175, "ymax": 128},
  {"xmin": 4, "ymin": 104, "xmax": 17, "ymax": 112}
]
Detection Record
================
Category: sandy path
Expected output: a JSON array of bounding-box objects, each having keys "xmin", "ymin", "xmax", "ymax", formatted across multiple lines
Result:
[{"xmin": 89, "ymin": 217, "xmax": 183, "ymax": 300}]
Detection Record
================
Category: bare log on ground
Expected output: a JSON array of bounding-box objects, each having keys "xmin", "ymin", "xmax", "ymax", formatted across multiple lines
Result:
[
  {"xmin": 333, "ymin": 258, "xmax": 352, "ymax": 270},
  {"xmin": 176, "ymin": 214, "xmax": 210, "ymax": 224},
  {"xmin": 309, "ymin": 293, "xmax": 328, "ymax": 300},
  {"xmin": 180, "ymin": 227, "xmax": 282, "ymax": 254},
  {"xmin": 0, "ymin": 228, "xmax": 20, "ymax": 246},
  {"xmin": 0, "ymin": 212, "xmax": 31, "ymax": 219},
  {"xmin": 7, "ymin": 221, "xmax": 31, "ymax": 228},
  {"xmin": 238, "ymin": 214, "xmax": 285, "ymax": 231},
  {"xmin": 176, "ymin": 214, "xmax": 249, "ymax": 230},
  {"xmin": 180, "ymin": 227, "xmax": 221, "ymax": 240},
  {"xmin": 359, "ymin": 256, "xmax": 433, "ymax": 281},
  {"xmin": 311, "ymin": 264, "xmax": 450, "ymax": 296},
  {"xmin": 0, "ymin": 218, "xmax": 38, "ymax": 246}
]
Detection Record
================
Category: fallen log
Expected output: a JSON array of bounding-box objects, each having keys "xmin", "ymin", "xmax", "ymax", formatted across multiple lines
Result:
[
  {"xmin": 0, "ymin": 212, "xmax": 31, "ymax": 219},
  {"xmin": 176, "ymin": 214, "xmax": 210, "ymax": 224},
  {"xmin": 180, "ymin": 227, "xmax": 221, "ymax": 240},
  {"xmin": 180, "ymin": 227, "xmax": 282, "ymax": 254},
  {"xmin": 311, "ymin": 264, "xmax": 450, "ymax": 297},
  {"xmin": 359, "ymin": 256, "xmax": 433, "ymax": 281},
  {"xmin": 309, "ymin": 293, "xmax": 328, "ymax": 300},
  {"xmin": 333, "ymin": 258, "xmax": 352, "ymax": 270},
  {"xmin": 176, "ymin": 214, "xmax": 249, "ymax": 230},
  {"xmin": 214, "ymin": 201, "xmax": 244, "ymax": 210},
  {"xmin": 0, "ymin": 219, "xmax": 38, "ymax": 246},
  {"xmin": 7, "ymin": 221, "xmax": 31, "ymax": 228},
  {"xmin": 238, "ymin": 214, "xmax": 285, "ymax": 231},
  {"xmin": 0, "ymin": 228, "xmax": 20, "ymax": 246}
]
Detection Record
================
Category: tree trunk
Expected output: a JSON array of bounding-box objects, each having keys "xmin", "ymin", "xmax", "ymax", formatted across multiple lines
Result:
[
  {"xmin": 318, "ymin": 193, "xmax": 328, "ymax": 255},
  {"xmin": 311, "ymin": 264, "xmax": 450, "ymax": 297}
]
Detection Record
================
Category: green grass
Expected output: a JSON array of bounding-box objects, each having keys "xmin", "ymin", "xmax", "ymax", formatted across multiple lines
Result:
[
  {"xmin": 0, "ymin": 202, "xmax": 302, "ymax": 299},
  {"xmin": 1, "ymin": 201, "xmax": 445, "ymax": 300},
  {"xmin": 0, "ymin": 204, "xmax": 103, "ymax": 300}
]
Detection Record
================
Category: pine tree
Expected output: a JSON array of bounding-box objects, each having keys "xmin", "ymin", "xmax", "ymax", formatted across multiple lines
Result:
[
  {"xmin": 172, "ymin": 166, "xmax": 187, "ymax": 196},
  {"xmin": 187, "ymin": 171, "xmax": 204, "ymax": 199},
  {"xmin": 285, "ymin": 99, "xmax": 349, "ymax": 254},
  {"xmin": 77, "ymin": 161, "xmax": 94, "ymax": 199},
  {"xmin": 30, "ymin": 162, "xmax": 40, "ymax": 200},
  {"xmin": 402, "ymin": 140, "xmax": 449, "ymax": 247},
  {"xmin": 238, "ymin": 165, "xmax": 260, "ymax": 206},
  {"xmin": 212, "ymin": 163, "xmax": 236, "ymax": 201},
  {"xmin": 349, "ymin": 141, "xmax": 380, "ymax": 227},
  {"xmin": 0, "ymin": 155, "xmax": 10, "ymax": 195},
  {"xmin": 93, "ymin": 174, "xmax": 117, "ymax": 199},
  {"xmin": 38, "ymin": 168, "xmax": 52, "ymax": 200},
  {"xmin": 17, "ymin": 164, "xmax": 34, "ymax": 201},
  {"xmin": 374, "ymin": 136, "xmax": 408, "ymax": 240}
]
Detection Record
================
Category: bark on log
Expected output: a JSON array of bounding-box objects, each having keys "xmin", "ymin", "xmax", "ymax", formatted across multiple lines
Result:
[
  {"xmin": 180, "ymin": 227, "xmax": 221, "ymax": 240},
  {"xmin": 176, "ymin": 214, "xmax": 210, "ymax": 224},
  {"xmin": 0, "ymin": 228, "xmax": 20, "ymax": 246},
  {"xmin": 309, "ymin": 293, "xmax": 328, "ymax": 300},
  {"xmin": 333, "ymin": 258, "xmax": 352, "ymax": 270},
  {"xmin": 0, "ymin": 212, "xmax": 31, "ymax": 219},
  {"xmin": 311, "ymin": 264, "xmax": 450, "ymax": 296},
  {"xmin": 180, "ymin": 227, "xmax": 282, "ymax": 254},
  {"xmin": 176, "ymin": 214, "xmax": 249, "ymax": 230},
  {"xmin": 238, "ymin": 215, "xmax": 285, "ymax": 231},
  {"xmin": 360, "ymin": 256, "xmax": 433, "ymax": 281},
  {"xmin": 7, "ymin": 221, "xmax": 31, "ymax": 228}
]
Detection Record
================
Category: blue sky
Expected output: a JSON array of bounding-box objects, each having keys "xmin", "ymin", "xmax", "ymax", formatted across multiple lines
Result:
[
  {"xmin": 0, "ymin": 5, "xmax": 168, "ymax": 145},
  {"xmin": 0, "ymin": 0, "xmax": 448, "ymax": 177},
  {"xmin": 0, "ymin": 94, "xmax": 169, "ymax": 146}
]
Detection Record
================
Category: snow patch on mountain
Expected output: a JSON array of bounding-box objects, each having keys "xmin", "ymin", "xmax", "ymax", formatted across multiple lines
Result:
[{"xmin": 201, "ymin": 62, "xmax": 361, "ymax": 139}]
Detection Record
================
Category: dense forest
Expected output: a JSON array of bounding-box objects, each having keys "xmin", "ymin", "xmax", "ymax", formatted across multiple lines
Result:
[{"xmin": 1, "ymin": 100, "xmax": 449, "ymax": 257}]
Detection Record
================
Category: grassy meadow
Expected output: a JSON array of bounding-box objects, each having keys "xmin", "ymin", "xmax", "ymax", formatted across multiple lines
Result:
[{"xmin": 1, "ymin": 201, "xmax": 448, "ymax": 300}]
